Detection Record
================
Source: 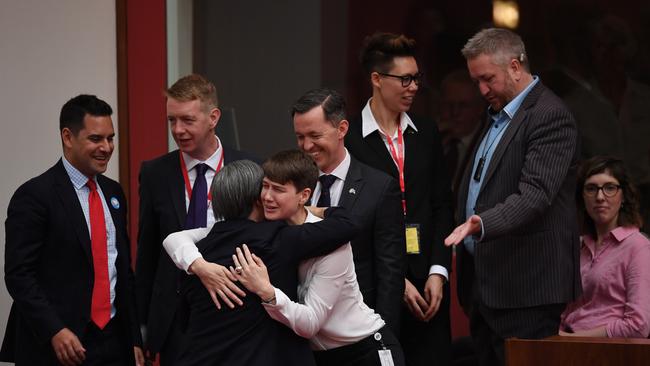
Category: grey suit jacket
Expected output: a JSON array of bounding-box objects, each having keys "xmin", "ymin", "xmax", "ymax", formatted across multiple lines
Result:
[{"xmin": 456, "ymin": 81, "xmax": 582, "ymax": 315}]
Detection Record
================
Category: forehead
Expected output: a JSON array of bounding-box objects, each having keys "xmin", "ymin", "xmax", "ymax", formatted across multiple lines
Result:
[
  {"xmin": 467, "ymin": 54, "xmax": 502, "ymax": 77},
  {"xmin": 80, "ymin": 114, "xmax": 114, "ymax": 135},
  {"xmin": 387, "ymin": 56, "xmax": 418, "ymax": 73},
  {"xmin": 585, "ymin": 171, "xmax": 619, "ymax": 184},
  {"xmin": 263, "ymin": 176, "xmax": 296, "ymax": 189},
  {"xmin": 167, "ymin": 98, "xmax": 203, "ymax": 115},
  {"xmin": 293, "ymin": 106, "xmax": 332, "ymax": 131}
]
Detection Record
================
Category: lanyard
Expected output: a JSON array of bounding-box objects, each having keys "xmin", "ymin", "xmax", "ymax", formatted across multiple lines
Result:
[
  {"xmin": 380, "ymin": 126, "xmax": 406, "ymax": 215},
  {"xmin": 179, "ymin": 150, "xmax": 224, "ymax": 201}
]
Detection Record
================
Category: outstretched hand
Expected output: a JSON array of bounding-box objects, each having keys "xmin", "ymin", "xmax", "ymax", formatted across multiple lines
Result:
[{"xmin": 444, "ymin": 215, "xmax": 482, "ymax": 246}]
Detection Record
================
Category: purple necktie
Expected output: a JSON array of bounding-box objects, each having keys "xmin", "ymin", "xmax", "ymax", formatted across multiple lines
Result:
[{"xmin": 185, "ymin": 163, "xmax": 209, "ymax": 229}]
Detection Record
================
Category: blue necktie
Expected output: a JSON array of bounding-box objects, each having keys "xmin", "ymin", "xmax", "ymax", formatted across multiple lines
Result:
[
  {"xmin": 317, "ymin": 175, "xmax": 337, "ymax": 207},
  {"xmin": 185, "ymin": 163, "xmax": 209, "ymax": 229}
]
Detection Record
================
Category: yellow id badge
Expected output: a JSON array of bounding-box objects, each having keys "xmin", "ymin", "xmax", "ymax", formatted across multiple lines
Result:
[{"xmin": 405, "ymin": 224, "xmax": 420, "ymax": 254}]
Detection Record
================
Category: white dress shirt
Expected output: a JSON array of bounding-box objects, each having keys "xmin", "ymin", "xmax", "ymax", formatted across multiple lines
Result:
[
  {"xmin": 311, "ymin": 149, "xmax": 351, "ymax": 207},
  {"xmin": 361, "ymin": 100, "xmax": 449, "ymax": 280},
  {"xmin": 181, "ymin": 135, "xmax": 224, "ymax": 227},
  {"xmin": 264, "ymin": 210, "xmax": 385, "ymax": 350}
]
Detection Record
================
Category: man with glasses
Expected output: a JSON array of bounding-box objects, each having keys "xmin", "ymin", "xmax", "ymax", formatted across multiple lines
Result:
[
  {"xmin": 346, "ymin": 32, "xmax": 455, "ymax": 366},
  {"xmin": 444, "ymin": 28, "xmax": 581, "ymax": 366}
]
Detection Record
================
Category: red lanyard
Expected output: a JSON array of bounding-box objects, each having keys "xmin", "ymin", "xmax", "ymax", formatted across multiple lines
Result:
[
  {"xmin": 380, "ymin": 126, "xmax": 406, "ymax": 214},
  {"xmin": 179, "ymin": 150, "xmax": 224, "ymax": 201}
]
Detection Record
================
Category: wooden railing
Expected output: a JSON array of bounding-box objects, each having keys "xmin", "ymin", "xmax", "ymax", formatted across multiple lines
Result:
[{"xmin": 506, "ymin": 335, "xmax": 650, "ymax": 366}]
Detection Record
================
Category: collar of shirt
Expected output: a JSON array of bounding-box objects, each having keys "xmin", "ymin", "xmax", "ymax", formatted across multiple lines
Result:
[
  {"xmin": 361, "ymin": 98, "xmax": 418, "ymax": 138},
  {"xmin": 487, "ymin": 75, "xmax": 539, "ymax": 123},
  {"xmin": 304, "ymin": 208, "xmax": 320, "ymax": 223},
  {"xmin": 62, "ymin": 156, "xmax": 95, "ymax": 190},
  {"xmin": 181, "ymin": 136, "xmax": 223, "ymax": 172},
  {"xmin": 581, "ymin": 226, "xmax": 639, "ymax": 255},
  {"xmin": 320, "ymin": 148, "xmax": 351, "ymax": 181}
]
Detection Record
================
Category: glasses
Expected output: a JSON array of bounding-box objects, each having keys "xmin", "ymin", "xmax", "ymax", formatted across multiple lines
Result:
[
  {"xmin": 583, "ymin": 183, "xmax": 621, "ymax": 197},
  {"xmin": 378, "ymin": 72, "xmax": 423, "ymax": 87}
]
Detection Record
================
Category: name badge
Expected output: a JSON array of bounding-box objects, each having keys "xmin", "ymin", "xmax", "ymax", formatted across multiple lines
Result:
[
  {"xmin": 405, "ymin": 224, "xmax": 420, "ymax": 254},
  {"xmin": 378, "ymin": 350, "xmax": 395, "ymax": 366}
]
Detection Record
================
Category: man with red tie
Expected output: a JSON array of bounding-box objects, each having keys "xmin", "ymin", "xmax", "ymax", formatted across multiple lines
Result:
[{"xmin": 1, "ymin": 95, "xmax": 143, "ymax": 365}]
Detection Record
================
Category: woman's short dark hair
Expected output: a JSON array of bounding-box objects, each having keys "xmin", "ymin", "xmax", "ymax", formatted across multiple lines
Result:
[
  {"xmin": 359, "ymin": 32, "xmax": 417, "ymax": 75},
  {"xmin": 576, "ymin": 156, "xmax": 643, "ymax": 237},
  {"xmin": 211, "ymin": 160, "xmax": 264, "ymax": 220},
  {"xmin": 262, "ymin": 150, "xmax": 319, "ymax": 192}
]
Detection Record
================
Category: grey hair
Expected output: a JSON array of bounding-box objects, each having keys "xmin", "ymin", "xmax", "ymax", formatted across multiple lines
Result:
[
  {"xmin": 210, "ymin": 160, "xmax": 264, "ymax": 220},
  {"xmin": 461, "ymin": 28, "xmax": 530, "ymax": 72}
]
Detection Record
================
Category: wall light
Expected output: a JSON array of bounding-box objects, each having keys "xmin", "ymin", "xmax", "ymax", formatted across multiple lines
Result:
[{"xmin": 493, "ymin": 0, "xmax": 519, "ymax": 29}]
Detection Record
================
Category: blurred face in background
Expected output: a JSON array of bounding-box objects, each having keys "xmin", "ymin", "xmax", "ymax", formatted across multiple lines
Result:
[{"xmin": 439, "ymin": 80, "xmax": 485, "ymax": 137}]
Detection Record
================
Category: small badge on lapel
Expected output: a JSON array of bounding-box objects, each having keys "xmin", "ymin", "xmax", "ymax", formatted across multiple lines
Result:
[
  {"xmin": 348, "ymin": 188, "xmax": 356, "ymax": 195},
  {"xmin": 110, "ymin": 197, "xmax": 120, "ymax": 209}
]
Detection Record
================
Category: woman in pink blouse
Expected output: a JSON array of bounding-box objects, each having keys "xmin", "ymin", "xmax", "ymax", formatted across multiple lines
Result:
[{"xmin": 560, "ymin": 156, "xmax": 650, "ymax": 338}]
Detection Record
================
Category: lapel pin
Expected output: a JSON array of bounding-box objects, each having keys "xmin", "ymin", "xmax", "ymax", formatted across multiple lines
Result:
[
  {"xmin": 349, "ymin": 188, "xmax": 356, "ymax": 195},
  {"xmin": 110, "ymin": 197, "xmax": 120, "ymax": 209}
]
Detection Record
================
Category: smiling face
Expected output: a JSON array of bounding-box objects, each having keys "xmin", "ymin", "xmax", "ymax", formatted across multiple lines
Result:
[
  {"xmin": 467, "ymin": 53, "xmax": 519, "ymax": 112},
  {"xmin": 167, "ymin": 97, "xmax": 220, "ymax": 160},
  {"xmin": 583, "ymin": 171, "xmax": 623, "ymax": 234},
  {"xmin": 62, "ymin": 114, "xmax": 115, "ymax": 177},
  {"xmin": 293, "ymin": 106, "xmax": 348, "ymax": 174},
  {"xmin": 261, "ymin": 177, "xmax": 310, "ymax": 224},
  {"xmin": 372, "ymin": 56, "xmax": 419, "ymax": 113}
]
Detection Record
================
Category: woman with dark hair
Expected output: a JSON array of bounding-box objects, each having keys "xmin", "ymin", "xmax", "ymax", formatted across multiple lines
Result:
[
  {"xmin": 345, "ymin": 32, "xmax": 454, "ymax": 366},
  {"xmin": 560, "ymin": 156, "xmax": 650, "ymax": 338}
]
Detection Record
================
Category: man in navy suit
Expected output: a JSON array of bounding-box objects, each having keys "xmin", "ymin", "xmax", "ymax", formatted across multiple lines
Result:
[
  {"xmin": 445, "ymin": 28, "xmax": 581, "ymax": 366},
  {"xmin": 135, "ymin": 74, "xmax": 256, "ymax": 364},
  {"xmin": 2, "ymin": 95, "xmax": 143, "ymax": 365}
]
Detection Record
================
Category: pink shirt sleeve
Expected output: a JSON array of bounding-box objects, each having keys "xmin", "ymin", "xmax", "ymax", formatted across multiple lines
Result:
[{"xmin": 606, "ymin": 239, "xmax": 650, "ymax": 338}]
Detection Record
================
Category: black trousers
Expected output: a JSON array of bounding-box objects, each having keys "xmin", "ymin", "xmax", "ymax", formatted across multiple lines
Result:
[
  {"xmin": 313, "ymin": 327, "xmax": 405, "ymax": 366},
  {"xmin": 81, "ymin": 316, "xmax": 135, "ymax": 366},
  {"xmin": 400, "ymin": 277, "xmax": 451, "ymax": 366}
]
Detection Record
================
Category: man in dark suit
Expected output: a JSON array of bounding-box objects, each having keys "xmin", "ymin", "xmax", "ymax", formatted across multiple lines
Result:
[
  {"xmin": 291, "ymin": 88, "xmax": 406, "ymax": 333},
  {"xmin": 444, "ymin": 28, "xmax": 582, "ymax": 366},
  {"xmin": 175, "ymin": 160, "xmax": 358, "ymax": 366},
  {"xmin": 345, "ymin": 32, "xmax": 454, "ymax": 366},
  {"xmin": 1, "ymin": 95, "xmax": 143, "ymax": 365},
  {"xmin": 135, "ymin": 74, "xmax": 255, "ymax": 364}
]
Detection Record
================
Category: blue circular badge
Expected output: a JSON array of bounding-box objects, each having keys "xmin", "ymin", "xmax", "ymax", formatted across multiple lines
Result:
[{"xmin": 110, "ymin": 197, "xmax": 120, "ymax": 209}]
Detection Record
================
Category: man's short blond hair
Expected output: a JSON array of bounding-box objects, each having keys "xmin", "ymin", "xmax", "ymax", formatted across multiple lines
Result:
[{"xmin": 166, "ymin": 74, "xmax": 219, "ymax": 111}]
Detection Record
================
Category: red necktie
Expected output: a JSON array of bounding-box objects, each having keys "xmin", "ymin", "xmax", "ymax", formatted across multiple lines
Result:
[{"xmin": 87, "ymin": 179, "xmax": 111, "ymax": 329}]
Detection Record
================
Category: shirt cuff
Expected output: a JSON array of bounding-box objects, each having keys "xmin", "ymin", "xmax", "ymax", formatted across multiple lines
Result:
[
  {"xmin": 261, "ymin": 287, "xmax": 284, "ymax": 309},
  {"xmin": 475, "ymin": 216, "xmax": 485, "ymax": 242},
  {"xmin": 428, "ymin": 265, "xmax": 449, "ymax": 281},
  {"xmin": 183, "ymin": 252, "xmax": 204, "ymax": 274}
]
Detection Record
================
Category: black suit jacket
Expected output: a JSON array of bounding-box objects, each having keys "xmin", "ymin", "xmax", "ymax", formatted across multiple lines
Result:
[
  {"xmin": 135, "ymin": 147, "xmax": 256, "ymax": 352},
  {"xmin": 177, "ymin": 208, "xmax": 357, "ymax": 366},
  {"xmin": 346, "ymin": 115, "xmax": 454, "ymax": 280},
  {"xmin": 455, "ymin": 81, "xmax": 582, "ymax": 335},
  {"xmin": 327, "ymin": 156, "xmax": 406, "ymax": 333},
  {"xmin": 1, "ymin": 160, "xmax": 140, "ymax": 364}
]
